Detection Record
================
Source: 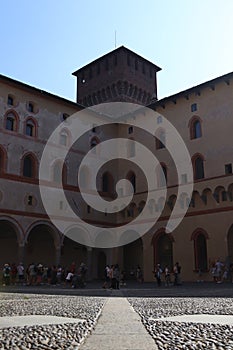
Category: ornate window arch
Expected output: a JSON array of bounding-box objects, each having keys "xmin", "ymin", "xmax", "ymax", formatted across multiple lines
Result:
[
  {"xmin": 189, "ymin": 116, "xmax": 202, "ymax": 139},
  {"xmin": 192, "ymin": 153, "xmax": 205, "ymax": 180},
  {"xmin": 191, "ymin": 229, "xmax": 208, "ymax": 271},
  {"xmin": 152, "ymin": 228, "xmax": 174, "ymax": 270},
  {"xmin": 0, "ymin": 146, "xmax": 7, "ymax": 174},
  {"xmin": 102, "ymin": 171, "xmax": 114, "ymax": 194},
  {"xmin": 5, "ymin": 110, "xmax": 19, "ymax": 132},
  {"xmin": 157, "ymin": 163, "xmax": 167, "ymax": 187},
  {"xmin": 126, "ymin": 171, "xmax": 136, "ymax": 194},
  {"xmin": 25, "ymin": 117, "xmax": 37, "ymax": 137},
  {"xmin": 22, "ymin": 153, "xmax": 38, "ymax": 178}
]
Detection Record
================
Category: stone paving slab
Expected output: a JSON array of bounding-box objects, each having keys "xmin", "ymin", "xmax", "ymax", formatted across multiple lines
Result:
[
  {"xmin": 80, "ymin": 297, "xmax": 157, "ymax": 350},
  {"xmin": 154, "ymin": 314, "xmax": 233, "ymax": 325},
  {"xmin": 0, "ymin": 315, "xmax": 85, "ymax": 329}
]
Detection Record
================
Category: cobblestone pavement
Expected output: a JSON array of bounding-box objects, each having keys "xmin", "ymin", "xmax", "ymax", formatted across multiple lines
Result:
[
  {"xmin": 0, "ymin": 293, "xmax": 105, "ymax": 349},
  {"xmin": 129, "ymin": 297, "xmax": 233, "ymax": 350},
  {"xmin": 1, "ymin": 287, "xmax": 233, "ymax": 349}
]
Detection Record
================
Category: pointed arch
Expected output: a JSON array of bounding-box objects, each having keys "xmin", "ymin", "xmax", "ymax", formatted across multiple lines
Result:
[{"xmin": 21, "ymin": 152, "xmax": 38, "ymax": 178}]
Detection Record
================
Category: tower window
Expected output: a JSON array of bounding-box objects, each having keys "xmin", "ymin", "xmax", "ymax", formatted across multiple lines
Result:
[
  {"xmin": 193, "ymin": 156, "xmax": 205, "ymax": 180},
  {"xmin": 191, "ymin": 103, "xmax": 197, "ymax": 112},
  {"xmin": 7, "ymin": 95, "xmax": 14, "ymax": 106},
  {"xmin": 225, "ymin": 164, "xmax": 232, "ymax": 175},
  {"xmin": 190, "ymin": 117, "xmax": 202, "ymax": 139},
  {"xmin": 28, "ymin": 102, "xmax": 34, "ymax": 113},
  {"xmin": 6, "ymin": 115, "xmax": 15, "ymax": 131},
  {"xmin": 128, "ymin": 126, "xmax": 133, "ymax": 134},
  {"xmin": 25, "ymin": 119, "xmax": 36, "ymax": 137}
]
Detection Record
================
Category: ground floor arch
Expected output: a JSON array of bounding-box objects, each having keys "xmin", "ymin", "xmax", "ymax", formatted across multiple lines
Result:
[
  {"xmin": 152, "ymin": 230, "xmax": 173, "ymax": 271},
  {"xmin": 25, "ymin": 224, "xmax": 59, "ymax": 266},
  {"xmin": 60, "ymin": 236, "xmax": 87, "ymax": 269},
  {"xmin": 123, "ymin": 238, "xmax": 143, "ymax": 279},
  {"xmin": 0, "ymin": 219, "xmax": 20, "ymax": 266},
  {"xmin": 227, "ymin": 224, "xmax": 233, "ymax": 264}
]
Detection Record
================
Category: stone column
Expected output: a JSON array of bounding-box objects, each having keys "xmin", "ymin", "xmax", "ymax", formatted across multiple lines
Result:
[
  {"xmin": 18, "ymin": 245, "xmax": 25, "ymax": 264},
  {"xmin": 55, "ymin": 246, "xmax": 61, "ymax": 266},
  {"xmin": 142, "ymin": 237, "xmax": 154, "ymax": 282},
  {"xmin": 86, "ymin": 247, "xmax": 93, "ymax": 281}
]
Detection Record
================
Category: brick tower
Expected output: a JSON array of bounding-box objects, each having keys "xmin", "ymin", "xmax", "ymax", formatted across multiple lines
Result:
[{"xmin": 72, "ymin": 46, "xmax": 161, "ymax": 107}]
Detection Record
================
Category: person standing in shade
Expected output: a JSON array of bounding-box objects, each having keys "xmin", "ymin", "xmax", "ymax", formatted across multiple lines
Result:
[
  {"xmin": 174, "ymin": 262, "xmax": 182, "ymax": 285},
  {"xmin": 154, "ymin": 263, "xmax": 163, "ymax": 287}
]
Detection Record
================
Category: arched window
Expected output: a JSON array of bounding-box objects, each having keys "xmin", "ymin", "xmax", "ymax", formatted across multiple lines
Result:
[
  {"xmin": 190, "ymin": 117, "xmax": 202, "ymax": 139},
  {"xmin": 102, "ymin": 172, "xmax": 113, "ymax": 193},
  {"xmin": 25, "ymin": 118, "xmax": 36, "ymax": 137},
  {"xmin": 157, "ymin": 164, "xmax": 167, "ymax": 187},
  {"xmin": 192, "ymin": 230, "xmax": 208, "ymax": 271},
  {"xmin": 0, "ymin": 147, "xmax": 6, "ymax": 174},
  {"xmin": 155, "ymin": 129, "xmax": 165, "ymax": 149},
  {"xmin": 193, "ymin": 154, "xmax": 205, "ymax": 180},
  {"xmin": 60, "ymin": 131, "xmax": 68, "ymax": 146},
  {"xmin": 5, "ymin": 111, "xmax": 18, "ymax": 132},
  {"xmin": 23, "ymin": 154, "xmax": 37, "ymax": 178},
  {"xmin": 152, "ymin": 229, "xmax": 174, "ymax": 269},
  {"xmin": 126, "ymin": 171, "xmax": 136, "ymax": 193}
]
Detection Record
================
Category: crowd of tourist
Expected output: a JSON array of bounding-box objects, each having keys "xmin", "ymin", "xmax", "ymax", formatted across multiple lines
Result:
[
  {"xmin": 2, "ymin": 258, "xmax": 233, "ymax": 288},
  {"xmin": 1, "ymin": 261, "xmax": 87, "ymax": 288}
]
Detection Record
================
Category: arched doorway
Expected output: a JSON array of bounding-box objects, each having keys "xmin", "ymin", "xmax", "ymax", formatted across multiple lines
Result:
[
  {"xmin": 0, "ymin": 219, "xmax": 19, "ymax": 266},
  {"xmin": 97, "ymin": 251, "xmax": 106, "ymax": 279},
  {"xmin": 61, "ymin": 236, "xmax": 87, "ymax": 269},
  {"xmin": 123, "ymin": 238, "xmax": 143, "ymax": 279},
  {"xmin": 25, "ymin": 224, "xmax": 58, "ymax": 266},
  {"xmin": 153, "ymin": 230, "xmax": 173, "ymax": 270},
  {"xmin": 227, "ymin": 225, "xmax": 233, "ymax": 263}
]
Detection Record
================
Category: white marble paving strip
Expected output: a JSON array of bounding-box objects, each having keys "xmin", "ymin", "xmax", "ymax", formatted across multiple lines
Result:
[{"xmin": 0, "ymin": 315, "xmax": 85, "ymax": 329}]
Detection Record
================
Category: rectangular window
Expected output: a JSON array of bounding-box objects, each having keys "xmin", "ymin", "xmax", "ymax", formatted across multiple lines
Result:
[
  {"xmin": 191, "ymin": 103, "xmax": 197, "ymax": 112},
  {"xmin": 7, "ymin": 96, "xmax": 13, "ymax": 105},
  {"xmin": 60, "ymin": 134, "xmax": 67, "ymax": 146},
  {"xmin": 28, "ymin": 102, "xmax": 34, "ymax": 113},
  {"xmin": 225, "ymin": 163, "xmax": 232, "ymax": 174},
  {"xmin": 128, "ymin": 126, "xmax": 133, "ymax": 134}
]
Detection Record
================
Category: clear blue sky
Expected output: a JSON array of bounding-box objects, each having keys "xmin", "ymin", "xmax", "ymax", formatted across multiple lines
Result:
[{"xmin": 1, "ymin": 0, "xmax": 232, "ymax": 101}]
